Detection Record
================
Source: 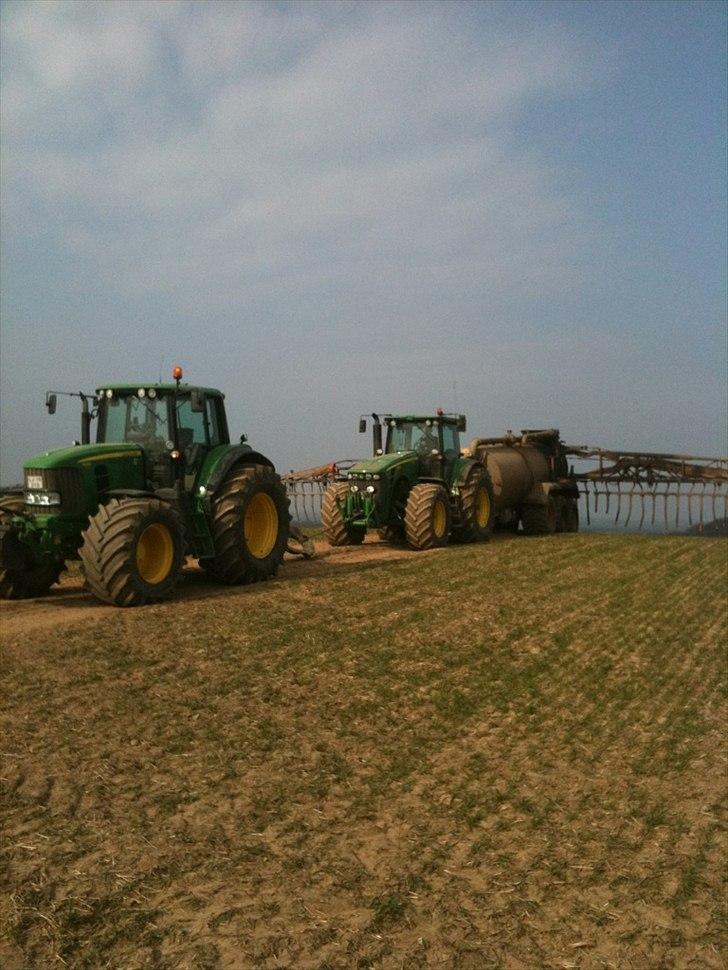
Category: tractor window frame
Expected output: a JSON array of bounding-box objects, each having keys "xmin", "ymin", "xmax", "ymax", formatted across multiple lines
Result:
[
  {"xmin": 175, "ymin": 395, "xmax": 209, "ymax": 448},
  {"xmin": 441, "ymin": 423, "xmax": 460, "ymax": 461},
  {"xmin": 206, "ymin": 396, "xmax": 226, "ymax": 446},
  {"xmin": 212, "ymin": 396, "xmax": 230, "ymax": 444}
]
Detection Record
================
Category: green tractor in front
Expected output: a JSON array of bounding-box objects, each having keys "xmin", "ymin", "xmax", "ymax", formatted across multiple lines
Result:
[
  {"xmin": 322, "ymin": 411, "xmax": 494, "ymax": 549},
  {"xmin": 0, "ymin": 369, "xmax": 290, "ymax": 606}
]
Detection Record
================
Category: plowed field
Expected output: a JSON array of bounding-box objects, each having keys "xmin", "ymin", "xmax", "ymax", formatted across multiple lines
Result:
[{"xmin": 1, "ymin": 534, "xmax": 726, "ymax": 969}]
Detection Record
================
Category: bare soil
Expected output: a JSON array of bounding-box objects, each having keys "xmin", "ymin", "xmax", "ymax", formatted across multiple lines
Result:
[
  {"xmin": 1, "ymin": 533, "xmax": 726, "ymax": 969},
  {"xmin": 0, "ymin": 536, "xmax": 417, "ymax": 640}
]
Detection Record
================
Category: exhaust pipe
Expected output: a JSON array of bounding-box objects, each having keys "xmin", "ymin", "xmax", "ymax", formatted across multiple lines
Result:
[{"xmin": 372, "ymin": 413, "xmax": 382, "ymax": 454}]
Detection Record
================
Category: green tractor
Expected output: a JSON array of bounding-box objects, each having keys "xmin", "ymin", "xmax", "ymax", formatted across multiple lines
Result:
[
  {"xmin": 0, "ymin": 368, "xmax": 290, "ymax": 606},
  {"xmin": 322, "ymin": 411, "xmax": 494, "ymax": 549}
]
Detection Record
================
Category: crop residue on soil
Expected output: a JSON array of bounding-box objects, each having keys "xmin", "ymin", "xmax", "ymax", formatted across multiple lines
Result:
[{"xmin": 1, "ymin": 533, "xmax": 726, "ymax": 968}]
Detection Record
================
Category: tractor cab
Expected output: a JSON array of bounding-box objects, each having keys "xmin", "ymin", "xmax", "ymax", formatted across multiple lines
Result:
[
  {"xmin": 96, "ymin": 383, "xmax": 229, "ymax": 489},
  {"xmin": 384, "ymin": 412, "xmax": 466, "ymax": 477}
]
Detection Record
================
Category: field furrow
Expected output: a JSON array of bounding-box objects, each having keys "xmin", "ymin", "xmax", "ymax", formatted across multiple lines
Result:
[{"xmin": 1, "ymin": 534, "xmax": 726, "ymax": 969}]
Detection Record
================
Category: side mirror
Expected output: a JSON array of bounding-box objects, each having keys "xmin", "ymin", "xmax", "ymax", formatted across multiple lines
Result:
[
  {"xmin": 457, "ymin": 415, "xmax": 467, "ymax": 432},
  {"xmin": 46, "ymin": 393, "xmax": 57, "ymax": 415},
  {"xmin": 190, "ymin": 389, "xmax": 205, "ymax": 413},
  {"xmin": 359, "ymin": 418, "xmax": 367, "ymax": 433}
]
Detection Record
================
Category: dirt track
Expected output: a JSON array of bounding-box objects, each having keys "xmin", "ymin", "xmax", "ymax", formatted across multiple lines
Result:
[{"xmin": 0, "ymin": 537, "xmax": 434, "ymax": 640}]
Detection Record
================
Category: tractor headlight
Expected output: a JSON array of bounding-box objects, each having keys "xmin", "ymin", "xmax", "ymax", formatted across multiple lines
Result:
[
  {"xmin": 105, "ymin": 389, "xmax": 113, "ymax": 399},
  {"xmin": 350, "ymin": 485, "xmax": 359, "ymax": 493},
  {"xmin": 366, "ymin": 485, "xmax": 375, "ymax": 494},
  {"xmin": 373, "ymin": 474, "xmax": 380, "ymax": 480},
  {"xmin": 137, "ymin": 387, "xmax": 146, "ymax": 398},
  {"xmin": 25, "ymin": 490, "xmax": 61, "ymax": 507},
  {"xmin": 148, "ymin": 388, "xmax": 157, "ymax": 399},
  {"xmin": 365, "ymin": 473, "xmax": 372, "ymax": 480}
]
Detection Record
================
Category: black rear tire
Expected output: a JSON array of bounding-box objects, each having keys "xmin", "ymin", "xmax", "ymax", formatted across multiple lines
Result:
[
  {"xmin": 202, "ymin": 464, "xmax": 290, "ymax": 584},
  {"xmin": 322, "ymin": 482, "xmax": 365, "ymax": 546},
  {"xmin": 0, "ymin": 496, "xmax": 65, "ymax": 599},
  {"xmin": 522, "ymin": 496, "xmax": 558, "ymax": 535}
]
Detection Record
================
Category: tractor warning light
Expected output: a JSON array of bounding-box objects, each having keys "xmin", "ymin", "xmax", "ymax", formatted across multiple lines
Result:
[
  {"xmin": 437, "ymin": 407, "xmax": 444, "ymax": 416},
  {"xmin": 172, "ymin": 366, "xmax": 183, "ymax": 381}
]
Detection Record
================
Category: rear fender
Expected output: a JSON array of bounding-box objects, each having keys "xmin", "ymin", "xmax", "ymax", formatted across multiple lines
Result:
[
  {"xmin": 198, "ymin": 445, "xmax": 275, "ymax": 497},
  {"xmin": 449, "ymin": 457, "xmax": 485, "ymax": 494}
]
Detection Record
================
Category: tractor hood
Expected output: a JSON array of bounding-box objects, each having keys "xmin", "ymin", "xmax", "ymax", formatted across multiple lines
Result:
[
  {"xmin": 346, "ymin": 451, "xmax": 417, "ymax": 477},
  {"xmin": 24, "ymin": 442, "xmax": 143, "ymax": 471}
]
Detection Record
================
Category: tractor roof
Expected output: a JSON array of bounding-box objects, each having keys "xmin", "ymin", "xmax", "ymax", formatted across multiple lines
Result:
[
  {"xmin": 98, "ymin": 383, "xmax": 224, "ymax": 397},
  {"xmin": 390, "ymin": 414, "xmax": 461, "ymax": 424}
]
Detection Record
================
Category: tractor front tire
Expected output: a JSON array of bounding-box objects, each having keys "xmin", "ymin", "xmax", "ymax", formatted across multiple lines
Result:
[
  {"xmin": 454, "ymin": 467, "xmax": 495, "ymax": 543},
  {"xmin": 80, "ymin": 498, "xmax": 185, "ymax": 606},
  {"xmin": 0, "ymin": 496, "xmax": 65, "ymax": 598},
  {"xmin": 203, "ymin": 464, "xmax": 290, "ymax": 584},
  {"xmin": 405, "ymin": 483, "xmax": 451, "ymax": 550},
  {"xmin": 522, "ymin": 496, "xmax": 558, "ymax": 536},
  {"xmin": 322, "ymin": 483, "xmax": 365, "ymax": 546}
]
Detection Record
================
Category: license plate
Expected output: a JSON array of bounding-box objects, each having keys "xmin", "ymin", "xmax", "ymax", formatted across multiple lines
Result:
[{"xmin": 26, "ymin": 474, "xmax": 43, "ymax": 489}]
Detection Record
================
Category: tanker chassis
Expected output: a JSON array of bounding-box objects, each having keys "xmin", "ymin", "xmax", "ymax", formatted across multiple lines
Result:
[{"xmin": 322, "ymin": 413, "xmax": 579, "ymax": 549}]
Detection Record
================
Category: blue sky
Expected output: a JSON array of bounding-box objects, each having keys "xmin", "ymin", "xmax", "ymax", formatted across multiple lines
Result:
[{"xmin": 1, "ymin": 0, "xmax": 726, "ymax": 480}]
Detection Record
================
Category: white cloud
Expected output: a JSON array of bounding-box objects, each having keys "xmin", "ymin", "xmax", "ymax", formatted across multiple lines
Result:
[{"xmin": 2, "ymin": 0, "xmax": 597, "ymax": 318}]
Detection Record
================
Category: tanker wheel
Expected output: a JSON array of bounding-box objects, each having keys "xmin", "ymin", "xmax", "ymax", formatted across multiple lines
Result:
[
  {"xmin": 322, "ymin": 482, "xmax": 365, "ymax": 546},
  {"xmin": 453, "ymin": 467, "xmax": 495, "ymax": 543},
  {"xmin": 521, "ymin": 496, "xmax": 558, "ymax": 535},
  {"xmin": 405, "ymin": 483, "xmax": 451, "ymax": 550},
  {"xmin": 0, "ymin": 496, "xmax": 65, "ymax": 599},
  {"xmin": 563, "ymin": 498, "xmax": 579, "ymax": 533},
  {"xmin": 202, "ymin": 464, "xmax": 290, "ymax": 584},
  {"xmin": 80, "ymin": 498, "xmax": 185, "ymax": 606}
]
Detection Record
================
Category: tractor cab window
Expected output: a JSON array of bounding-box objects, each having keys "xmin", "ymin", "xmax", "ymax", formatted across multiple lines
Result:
[
  {"xmin": 175, "ymin": 396, "xmax": 208, "ymax": 449},
  {"xmin": 102, "ymin": 394, "xmax": 170, "ymax": 450},
  {"xmin": 441, "ymin": 424, "xmax": 460, "ymax": 461},
  {"xmin": 386, "ymin": 420, "xmax": 440, "ymax": 456}
]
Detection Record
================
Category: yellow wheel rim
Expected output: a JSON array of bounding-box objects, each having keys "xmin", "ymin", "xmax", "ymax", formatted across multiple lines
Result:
[
  {"xmin": 136, "ymin": 523, "xmax": 174, "ymax": 585},
  {"xmin": 244, "ymin": 492, "xmax": 279, "ymax": 559},
  {"xmin": 433, "ymin": 499, "xmax": 447, "ymax": 539},
  {"xmin": 476, "ymin": 487, "xmax": 491, "ymax": 528}
]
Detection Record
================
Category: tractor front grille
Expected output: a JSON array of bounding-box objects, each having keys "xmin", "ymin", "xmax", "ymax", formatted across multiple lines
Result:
[{"xmin": 24, "ymin": 467, "xmax": 86, "ymax": 515}]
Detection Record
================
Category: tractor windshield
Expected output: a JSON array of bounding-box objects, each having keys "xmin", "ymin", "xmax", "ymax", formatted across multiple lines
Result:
[
  {"xmin": 100, "ymin": 394, "xmax": 171, "ymax": 449},
  {"xmin": 386, "ymin": 420, "xmax": 440, "ymax": 455}
]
